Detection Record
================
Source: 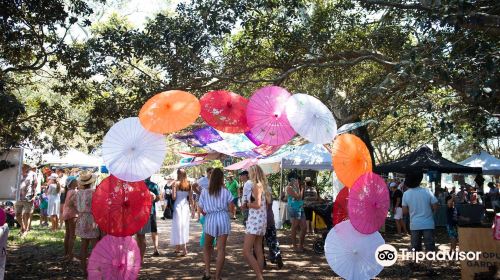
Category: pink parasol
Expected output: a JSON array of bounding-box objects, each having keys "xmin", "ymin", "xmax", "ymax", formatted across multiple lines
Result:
[
  {"xmin": 88, "ymin": 235, "xmax": 141, "ymax": 279},
  {"xmin": 348, "ymin": 172, "xmax": 390, "ymax": 234},
  {"xmin": 246, "ymin": 86, "xmax": 296, "ymax": 146},
  {"xmin": 224, "ymin": 158, "xmax": 258, "ymax": 170}
]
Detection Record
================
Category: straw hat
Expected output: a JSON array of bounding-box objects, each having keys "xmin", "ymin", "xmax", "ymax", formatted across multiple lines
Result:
[{"xmin": 78, "ymin": 171, "xmax": 97, "ymax": 185}]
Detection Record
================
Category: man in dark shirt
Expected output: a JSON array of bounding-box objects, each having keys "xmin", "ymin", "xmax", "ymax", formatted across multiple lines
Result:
[
  {"xmin": 391, "ymin": 183, "xmax": 407, "ymax": 235},
  {"xmin": 136, "ymin": 177, "xmax": 160, "ymax": 260}
]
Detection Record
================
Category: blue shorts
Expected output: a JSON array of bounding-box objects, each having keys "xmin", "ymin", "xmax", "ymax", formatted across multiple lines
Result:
[
  {"xmin": 232, "ymin": 198, "xmax": 239, "ymax": 206},
  {"xmin": 288, "ymin": 207, "xmax": 305, "ymax": 220}
]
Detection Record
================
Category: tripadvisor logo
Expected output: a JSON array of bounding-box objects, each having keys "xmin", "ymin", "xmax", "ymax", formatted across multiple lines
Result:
[
  {"xmin": 375, "ymin": 244, "xmax": 481, "ymax": 266},
  {"xmin": 375, "ymin": 244, "xmax": 398, "ymax": 266}
]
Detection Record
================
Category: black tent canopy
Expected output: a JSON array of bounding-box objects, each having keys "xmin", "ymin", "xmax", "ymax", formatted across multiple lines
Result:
[{"xmin": 375, "ymin": 146, "xmax": 482, "ymax": 174}]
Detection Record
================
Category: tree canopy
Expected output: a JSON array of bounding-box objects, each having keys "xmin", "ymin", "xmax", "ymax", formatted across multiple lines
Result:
[{"xmin": 1, "ymin": 0, "xmax": 498, "ymax": 162}]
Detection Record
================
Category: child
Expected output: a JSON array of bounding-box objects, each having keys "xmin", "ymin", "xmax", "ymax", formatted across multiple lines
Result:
[
  {"xmin": 72, "ymin": 171, "xmax": 99, "ymax": 274},
  {"xmin": 38, "ymin": 185, "xmax": 49, "ymax": 227},
  {"xmin": 62, "ymin": 176, "xmax": 78, "ymax": 261},
  {"xmin": 4, "ymin": 203, "xmax": 17, "ymax": 228},
  {"xmin": 446, "ymin": 194, "xmax": 459, "ymax": 251}
]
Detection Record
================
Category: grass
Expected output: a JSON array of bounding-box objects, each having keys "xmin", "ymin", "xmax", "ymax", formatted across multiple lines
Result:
[{"xmin": 8, "ymin": 216, "xmax": 82, "ymax": 254}]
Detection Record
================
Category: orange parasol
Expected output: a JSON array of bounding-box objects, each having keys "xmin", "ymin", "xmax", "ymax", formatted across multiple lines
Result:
[
  {"xmin": 332, "ymin": 134, "xmax": 372, "ymax": 188},
  {"xmin": 139, "ymin": 90, "xmax": 200, "ymax": 133}
]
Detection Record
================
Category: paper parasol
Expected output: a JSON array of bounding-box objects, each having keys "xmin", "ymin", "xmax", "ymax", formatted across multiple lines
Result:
[
  {"xmin": 325, "ymin": 220, "xmax": 384, "ymax": 280},
  {"xmin": 92, "ymin": 175, "xmax": 152, "ymax": 236},
  {"xmin": 246, "ymin": 86, "xmax": 296, "ymax": 146},
  {"xmin": 139, "ymin": 90, "xmax": 200, "ymax": 134},
  {"xmin": 285, "ymin": 93, "xmax": 337, "ymax": 144},
  {"xmin": 332, "ymin": 133, "xmax": 372, "ymax": 188},
  {"xmin": 333, "ymin": 187, "xmax": 349, "ymax": 225},
  {"xmin": 88, "ymin": 235, "xmax": 141, "ymax": 279},
  {"xmin": 102, "ymin": 117, "xmax": 166, "ymax": 182},
  {"xmin": 200, "ymin": 90, "xmax": 249, "ymax": 133},
  {"xmin": 348, "ymin": 172, "xmax": 390, "ymax": 234}
]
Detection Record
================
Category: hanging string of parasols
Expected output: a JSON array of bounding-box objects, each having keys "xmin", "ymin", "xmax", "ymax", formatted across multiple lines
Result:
[{"xmin": 92, "ymin": 85, "xmax": 383, "ymax": 279}]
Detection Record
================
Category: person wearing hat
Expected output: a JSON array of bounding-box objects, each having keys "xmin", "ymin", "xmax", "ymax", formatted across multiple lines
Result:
[
  {"xmin": 73, "ymin": 171, "xmax": 99, "ymax": 273},
  {"xmin": 226, "ymin": 173, "xmax": 239, "ymax": 219},
  {"xmin": 15, "ymin": 164, "xmax": 38, "ymax": 236}
]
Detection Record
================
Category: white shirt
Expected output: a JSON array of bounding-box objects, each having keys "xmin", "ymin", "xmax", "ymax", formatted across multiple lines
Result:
[
  {"xmin": 242, "ymin": 180, "xmax": 253, "ymax": 203},
  {"xmin": 198, "ymin": 176, "xmax": 209, "ymax": 190},
  {"xmin": 402, "ymin": 186, "xmax": 438, "ymax": 230}
]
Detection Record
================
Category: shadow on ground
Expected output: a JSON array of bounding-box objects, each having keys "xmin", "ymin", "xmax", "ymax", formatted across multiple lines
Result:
[{"xmin": 6, "ymin": 215, "xmax": 460, "ymax": 279}]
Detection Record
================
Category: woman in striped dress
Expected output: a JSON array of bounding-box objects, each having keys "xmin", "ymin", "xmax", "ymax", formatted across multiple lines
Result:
[{"xmin": 198, "ymin": 168, "xmax": 234, "ymax": 280}]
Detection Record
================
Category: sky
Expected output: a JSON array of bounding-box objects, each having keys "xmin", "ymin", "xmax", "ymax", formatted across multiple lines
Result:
[
  {"xmin": 108, "ymin": 0, "xmax": 182, "ymax": 27},
  {"xmin": 69, "ymin": 0, "xmax": 183, "ymax": 41}
]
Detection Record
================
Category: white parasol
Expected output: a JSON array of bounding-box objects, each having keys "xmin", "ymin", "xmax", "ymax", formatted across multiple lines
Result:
[
  {"xmin": 324, "ymin": 220, "xmax": 384, "ymax": 280},
  {"xmin": 102, "ymin": 117, "xmax": 166, "ymax": 182},
  {"xmin": 285, "ymin": 93, "xmax": 337, "ymax": 144}
]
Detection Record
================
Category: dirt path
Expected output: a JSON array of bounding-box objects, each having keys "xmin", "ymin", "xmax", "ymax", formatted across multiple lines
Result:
[
  {"xmin": 6, "ymin": 211, "xmax": 461, "ymax": 279},
  {"xmin": 139, "ymin": 215, "xmax": 332, "ymax": 279}
]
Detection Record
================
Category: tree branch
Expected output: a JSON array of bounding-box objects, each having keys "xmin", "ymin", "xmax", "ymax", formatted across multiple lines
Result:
[
  {"xmin": 359, "ymin": 0, "xmax": 500, "ymax": 35},
  {"xmin": 212, "ymin": 51, "xmax": 397, "ymax": 86},
  {"xmin": 359, "ymin": 0, "xmax": 432, "ymax": 11}
]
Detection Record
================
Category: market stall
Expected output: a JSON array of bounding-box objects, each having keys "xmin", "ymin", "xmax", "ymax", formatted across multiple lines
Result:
[
  {"xmin": 460, "ymin": 150, "xmax": 500, "ymax": 175},
  {"xmin": 41, "ymin": 149, "xmax": 103, "ymax": 168},
  {"xmin": 374, "ymin": 145, "xmax": 482, "ymax": 174}
]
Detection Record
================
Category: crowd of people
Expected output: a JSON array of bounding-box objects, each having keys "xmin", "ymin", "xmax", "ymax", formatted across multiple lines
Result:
[
  {"xmin": 11, "ymin": 164, "xmax": 328, "ymax": 279},
  {"xmin": 388, "ymin": 173, "xmax": 499, "ymax": 256},
  {"xmin": 11, "ymin": 161, "xmax": 499, "ymax": 278}
]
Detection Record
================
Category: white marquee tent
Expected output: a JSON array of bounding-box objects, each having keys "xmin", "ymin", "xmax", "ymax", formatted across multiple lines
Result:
[
  {"xmin": 459, "ymin": 151, "xmax": 500, "ymax": 175},
  {"xmin": 42, "ymin": 149, "xmax": 103, "ymax": 167},
  {"xmin": 258, "ymin": 143, "xmax": 332, "ymax": 172}
]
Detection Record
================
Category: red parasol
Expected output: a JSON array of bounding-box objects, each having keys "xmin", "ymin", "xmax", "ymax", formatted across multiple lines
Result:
[
  {"xmin": 332, "ymin": 187, "xmax": 349, "ymax": 225},
  {"xmin": 200, "ymin": 90, "xmax": 249, "ymax": 133},
  {"xmin": 92, "ymin": 175, "xmax": 152, "ymax": 237}
]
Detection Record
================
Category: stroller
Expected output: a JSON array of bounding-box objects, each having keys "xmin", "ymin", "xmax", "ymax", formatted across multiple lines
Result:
[{"xmin": 311, "ymin": 201, "xmax": 333, "ymax": 254}]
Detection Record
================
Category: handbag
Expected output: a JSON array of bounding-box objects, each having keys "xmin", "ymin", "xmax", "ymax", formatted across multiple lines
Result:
[
  {"xmin": 163, "ymin": 206, "xmax": 173, "ymax": 219},
  {"xmin": 280, "ymin": 187, "xmax": 288, "ymax": 202}
]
